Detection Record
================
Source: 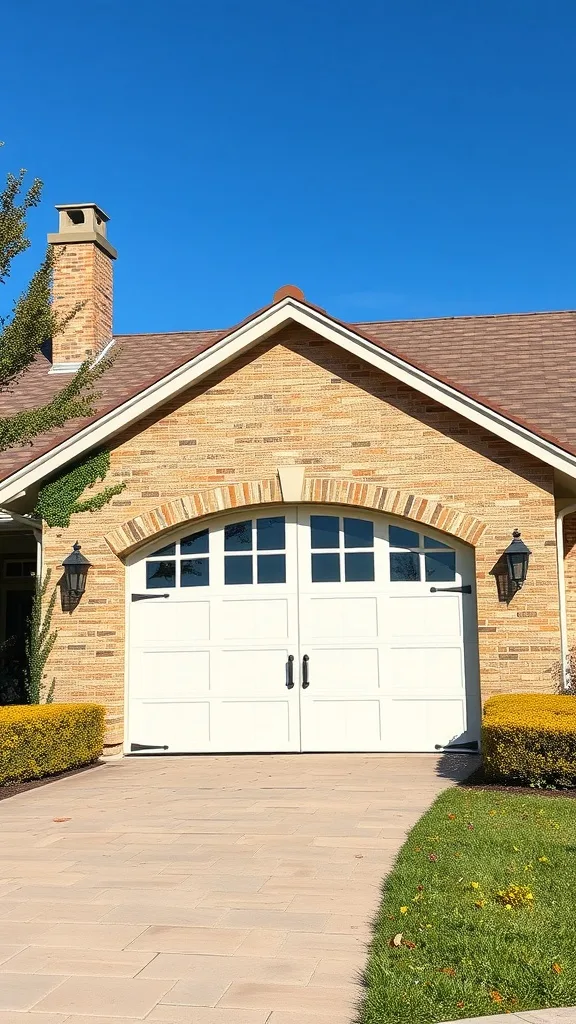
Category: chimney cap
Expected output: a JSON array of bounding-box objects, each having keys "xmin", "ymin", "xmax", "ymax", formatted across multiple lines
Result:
[
  {"xmin": 55, "ymin": 202, "xmax": 110, "ymax": 222},
  {"xmin": 48, "ymin": 202, "xmax": 117, "ymax": 260}
]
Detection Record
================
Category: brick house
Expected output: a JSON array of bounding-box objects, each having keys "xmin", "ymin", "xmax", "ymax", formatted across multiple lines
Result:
[{"xmin": 1, "ymin": 202, "xmax": 576, "ymax": 756}]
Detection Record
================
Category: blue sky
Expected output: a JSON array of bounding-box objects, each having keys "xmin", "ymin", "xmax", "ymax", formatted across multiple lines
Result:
[{"xmin": 1, "ymin": 1, "xmax": 575, "ymax": 333}]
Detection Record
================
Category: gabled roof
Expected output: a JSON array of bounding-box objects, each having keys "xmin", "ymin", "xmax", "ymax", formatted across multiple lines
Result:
[{"xmin": 0, "ymin": 295, "xmax": 575, "ymax": 504}]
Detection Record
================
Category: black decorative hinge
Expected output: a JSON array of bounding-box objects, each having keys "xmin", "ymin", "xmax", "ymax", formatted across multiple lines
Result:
[
  {"xmin": 131, "ymin": 593, "xmax": 170, "ymax": 602},
  {"xmin": 435, "ymin": 740, "xmax": 479, "ymax": 751},
  {"xmin": 130, "ymin": 742, "xmax": 169, "ymax": 751},
  {"xmin": 430, "ymin": 585, "xmax": 472, "ymax": 594}
]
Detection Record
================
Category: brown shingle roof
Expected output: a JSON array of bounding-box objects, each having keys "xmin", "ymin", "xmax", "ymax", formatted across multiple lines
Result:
[{"xmin": 0, "ymin": 305, "xmax": 574, "ymax": 486}]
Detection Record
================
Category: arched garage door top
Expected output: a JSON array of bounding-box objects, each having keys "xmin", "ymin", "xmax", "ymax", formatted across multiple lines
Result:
[{"xmin": 105, "ymin": 477, "xmax": 487, "ymax": 558}]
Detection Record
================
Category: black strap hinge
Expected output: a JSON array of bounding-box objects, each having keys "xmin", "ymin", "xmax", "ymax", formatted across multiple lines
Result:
[
  {"xmin": 430, "ymin": 585, "xmax": 472, "ymax": 594},
  {"xmin": 130, "ymin": 743, "xmax": 169, "ymax": 751}
]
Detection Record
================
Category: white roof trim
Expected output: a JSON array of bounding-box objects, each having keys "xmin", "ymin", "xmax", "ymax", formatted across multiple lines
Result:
[{"xmin": 1, "ymin": 296, "xmax": 576, "ymax": 505}]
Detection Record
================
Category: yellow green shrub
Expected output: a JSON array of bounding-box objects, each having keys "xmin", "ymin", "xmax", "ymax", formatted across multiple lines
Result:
[
  {"xmin": 0, "ymin": 703, "xmax": 105, "ymax": 785},
  {"xmin": 482, "ymin": 693, "xmax": 576, "ymax": 787}
]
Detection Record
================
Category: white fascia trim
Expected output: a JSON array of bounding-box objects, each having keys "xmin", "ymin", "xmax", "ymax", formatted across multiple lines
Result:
[{"xmin": 1, "ymin": 296, "xmax": 576, "ymax": 505}]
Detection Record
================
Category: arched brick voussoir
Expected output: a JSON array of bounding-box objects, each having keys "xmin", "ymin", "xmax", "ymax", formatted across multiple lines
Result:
[
  {"xmin": 104, "ymin": 477, "xmax": 488, "ymax": 558},
  {"xmin": 104, "ymin": 479, "xmax": 282, "ymax": 556},
  {"xmin": 302, "ymin": 479, "xmax": 487, "ymax": 546}
]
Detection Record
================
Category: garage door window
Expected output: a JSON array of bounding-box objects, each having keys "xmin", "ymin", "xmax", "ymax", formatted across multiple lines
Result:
[
  {"xmin": 224, "ymin": 516, "xmax": 287, "ymax": 585},
  {"xmin": 389, "ymin": 525, "xmax": 456, "ymax": 583},
  {"xmin": 311, "ymin": 515, "xmax": 375, "ymax": 583},
  {"xmin": 145, "ymin": 528, "xmax": 210, "ymax": 589}
]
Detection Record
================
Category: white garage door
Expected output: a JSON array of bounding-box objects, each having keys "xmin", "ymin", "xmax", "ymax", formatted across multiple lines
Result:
[{"xmin": 127, "ymin": 506, "xmax": 480, "ymax": 753}]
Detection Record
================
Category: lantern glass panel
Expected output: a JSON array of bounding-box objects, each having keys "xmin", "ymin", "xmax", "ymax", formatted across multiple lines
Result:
[
  {"xmin": 507, "ymin": 551, "xmax": 525, "ymax": 583},
  {"xmin": 69, "ymin": 569, "xmax": 80, "ymax": 593}
]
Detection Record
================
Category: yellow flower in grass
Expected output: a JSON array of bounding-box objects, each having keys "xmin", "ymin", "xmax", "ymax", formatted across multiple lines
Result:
[
  {"xmin": 470, "ymin": 881, "xmax": 480, "ymax": 889},
  {"xmin": 496, "ymin": 884, "xmax": 534, "ymax": 908},
  {"xmin": 538, "ymin": 856, "xmax": 550, "ymax": 863},
  {"xmin": 400, "ymin": 906, "xmax": 408, "ymax": 914}
]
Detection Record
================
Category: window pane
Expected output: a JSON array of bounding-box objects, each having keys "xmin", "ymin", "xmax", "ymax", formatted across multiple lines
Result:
[
  {"xmin": 257, "ymin": 516, "xmax": 285, "ymax": 551},
  {"xmin": 389, "ymin": 552, "xmax": 420, "ymax": 582},
  {"xmin": 345, "ymin": 552, "xmax": 375, "ymax": 581},
  {"xmin": 146, "ymin": 560, "xmax": 176, "ymax": 588},
  {"xmin": 424, "ymin": 534, "xmax": 451, "ymax": 550},
  {"xmin": 225, "ymin": 555, "xmax": 253, "ymax": 585},
  {"xmin": 225, "ymin": 520, "xmax": 252, "ymax": 551},
  {"xmin": 181, "ymin": 529, "xmax": 209, "ymax": 555},
  {"xmin": 311, "ymin": 552, "xmax": 340, "ymax": 582},
  {"xmin": 310, "ymin": 515, "xmax": 339, "ymax": 549},
  {"xmin": 149, "ymin": 542, "xmax": 176, "ymax": 557},
  {"xmin": 181, "ymin": 558, "xmax": 209, "ymax": 587},
  {"xmin": 425, "ymin": 551, "xmax": 456, "ymax": 582},
  {"xmin": 344, "ymin": 517, "xmax": 373, "ymax": 548},
  {"xmin": 389, "ymin": 525, "xmax": 419, "ymax": 549},
  {"xmin": 257, "ymin": 554, "xmax": 286, "ymax": 584},
  {"xmin": 5, "ymin": 563, "xmax": 22, "ymax": 578}
]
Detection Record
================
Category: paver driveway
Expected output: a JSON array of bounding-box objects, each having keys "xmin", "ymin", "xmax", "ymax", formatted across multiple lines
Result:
[{"xmin": 0, "ymin": 753, "xmax": 476, "ymax": 1024}]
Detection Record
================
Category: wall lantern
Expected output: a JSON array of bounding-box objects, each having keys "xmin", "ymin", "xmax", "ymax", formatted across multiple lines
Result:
[
  {"xmin": 61, "ymin": 542, "xmax": 92, "ymax": 598},
  {"xmin": 504, "ymin": 529, "xmax": 531, "ymax": 592}
]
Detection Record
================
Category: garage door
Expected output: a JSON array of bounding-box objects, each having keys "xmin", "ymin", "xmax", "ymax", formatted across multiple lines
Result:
[{"xmin": 127, "ymin": 506, "xmax": 480, "ymax": 753}]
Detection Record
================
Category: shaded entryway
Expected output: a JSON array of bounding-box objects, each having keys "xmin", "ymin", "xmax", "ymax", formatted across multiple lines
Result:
[
  {"xmin": 0, "ymin": 523, "xmax": 37, "ymax": 705},
  {"xmin": 0, "ymin": 752, "xmax": 477, "ymax": 1023}
]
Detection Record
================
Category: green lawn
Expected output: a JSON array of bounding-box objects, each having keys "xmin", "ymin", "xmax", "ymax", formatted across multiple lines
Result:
[{"xmin": 360, "ymin": 787, "xmax": 576, "ymax": 1023}]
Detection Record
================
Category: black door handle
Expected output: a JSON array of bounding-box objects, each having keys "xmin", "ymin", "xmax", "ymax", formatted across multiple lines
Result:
[
  {"xmin": 302, "ymin": 654, "xmax": 310, "ymax": 689},
  {"xmin": 286, "ymin": 654, "xmax": 294, "ymax": 689}
]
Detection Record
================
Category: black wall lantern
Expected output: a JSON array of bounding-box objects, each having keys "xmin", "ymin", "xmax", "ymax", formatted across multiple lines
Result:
[
  {"xmin": 61, "ymin": 542, "xmax": 92, "ymax": 599},
  {"xmin": 503, "ymin": 529, "xmax": 531, "ymax": 592}
]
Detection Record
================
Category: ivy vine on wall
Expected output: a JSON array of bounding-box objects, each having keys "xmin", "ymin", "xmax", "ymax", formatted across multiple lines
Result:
[{"xmin": 34, "ymin": 449, "xmax": 126, "ymax": 528}]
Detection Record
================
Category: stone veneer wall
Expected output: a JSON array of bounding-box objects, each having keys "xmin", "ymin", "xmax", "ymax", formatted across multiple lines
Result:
[{"xmin": 42, "ymin": 326, "xmax": 560, "ymax": 750}]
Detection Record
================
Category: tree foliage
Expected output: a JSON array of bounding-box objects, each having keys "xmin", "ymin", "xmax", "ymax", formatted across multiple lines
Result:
[{"xmin": 0, "ymin": 143, "xmax": 109, "ymax": 451}]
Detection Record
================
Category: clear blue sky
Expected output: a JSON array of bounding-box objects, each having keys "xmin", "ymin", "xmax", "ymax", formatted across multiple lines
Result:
[{"xmin": 2, "ymin": 1, "xmax": 575, "ymax": 334}]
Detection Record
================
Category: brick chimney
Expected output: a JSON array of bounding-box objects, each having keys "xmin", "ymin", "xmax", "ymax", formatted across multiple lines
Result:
[{"xmin": 48, "ymin": 203, "xmax": 117, "ymax": 371}]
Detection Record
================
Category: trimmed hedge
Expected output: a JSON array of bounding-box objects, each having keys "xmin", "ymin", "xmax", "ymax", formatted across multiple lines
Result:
[
  {"xmin": 0, "ymin": 703, "xmax": 105, "ymax": 786},
  {"xmin": 483, "ymin": 693, "xmax": 576, "ymax": 787}
]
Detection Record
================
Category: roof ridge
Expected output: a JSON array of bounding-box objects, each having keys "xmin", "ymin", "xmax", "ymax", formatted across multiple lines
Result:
[
  {"xmin": 355, "ymin": 309, "xmax": 576, "ymax": 327},
  {"xmin": 113, "ymin": 328, "xmax": 227, "ymax": 339},
  {"xmin": 114, "ymin": 309, "xmax": 576, "ymax": 339}
]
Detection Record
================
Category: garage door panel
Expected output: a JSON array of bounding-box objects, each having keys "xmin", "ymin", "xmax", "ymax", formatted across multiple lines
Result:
[
  {"xmin": 130, "ymin": 700, "xmax": 211, "ymax": 752},
  {"xmin": 387, "ymin": 646, "xmax": 464, "ymax": 694},
  {"xmin": 211, "ymin": 700, "xmax": 294, "ymax": 751},
  {"xmin": 132, "ymin": 649, "xmax": 211, "ymax": 698},
  {"xmin": 388, "ymin": 595, "xmax": 462, "ymax": 638},
  {"xmin": 383, "ymin": 698, "xmax": 466, "ymax": 751},
  {"xmin": 302, "ymin": 699, "xmax": 382, "ymax": 751},
  {"xmin": 305, "ymin": 596, "xmax": 378, "ymax": 638},
  {"xmin": 133, "ymin": 601, "xmax": 211, "ymax": 644},
  {"xmin": 220, "ymin": 598, "xmax": 290, "ymax": 641},
  {"xmin": 304, "ymin": 647, "xmax": 380, "ymax": 692},
  {"xmin": 213, "ymin": 647, "xmax": 291, "ymax": 696}
]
